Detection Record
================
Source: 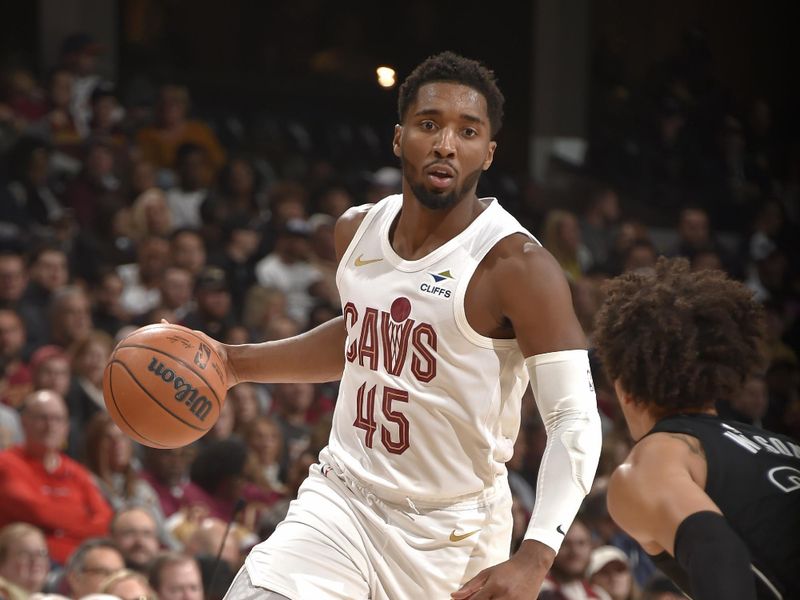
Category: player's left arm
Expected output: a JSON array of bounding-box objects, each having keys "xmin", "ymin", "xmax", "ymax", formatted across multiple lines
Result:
[{"xmin": 454, "ymin": 239, "xmax": 602, "ymax": 600}]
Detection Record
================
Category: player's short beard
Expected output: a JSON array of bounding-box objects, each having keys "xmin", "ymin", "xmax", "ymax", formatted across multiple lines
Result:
[{"xmin": 404, "ymin": 164, "xmax": 484, "ymax": 211}]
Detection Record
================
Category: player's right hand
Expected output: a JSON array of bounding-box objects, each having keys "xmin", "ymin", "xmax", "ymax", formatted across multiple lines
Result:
[{"xmin": 160, "ymin": 319, "xmax": 240, "ymax": 389}]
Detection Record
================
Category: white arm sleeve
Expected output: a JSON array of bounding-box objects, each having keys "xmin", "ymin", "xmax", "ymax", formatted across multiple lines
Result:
[{"xmin": 523, "ymin": 349, "xmax": 602, "ymax": 552}]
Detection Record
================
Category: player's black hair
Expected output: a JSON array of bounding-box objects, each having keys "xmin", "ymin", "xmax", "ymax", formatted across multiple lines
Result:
[
  {"xmin": 397, "ymin": 51, "xmax": 505, "ymax": 137},
  {"xmin": 593, "ymin": 257, "xmax": 766, "ymax": 417}
]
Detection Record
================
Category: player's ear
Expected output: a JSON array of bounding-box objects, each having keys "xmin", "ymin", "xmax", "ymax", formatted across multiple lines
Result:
[
  {"xmin": 392, "ymin": 124, "xmax": 402, "ymax": 157},
  {"xmin": 482, "ymin": 141, "xmax": 497, "ymax": 171}
]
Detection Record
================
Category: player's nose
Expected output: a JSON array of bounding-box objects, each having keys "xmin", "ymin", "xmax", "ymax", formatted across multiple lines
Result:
[{"xmin": 433, "ymin": 127, "xmax": 456, "ymax": 158}]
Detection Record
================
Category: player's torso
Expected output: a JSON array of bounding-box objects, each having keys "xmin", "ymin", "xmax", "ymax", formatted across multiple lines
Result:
[
  {"xmin": 651, "ymin": 414, "xmax": 800, "ymax": 598},
  {"xmin": 327, "ymin": 195, "xmax": 532, "ymax": 503}
]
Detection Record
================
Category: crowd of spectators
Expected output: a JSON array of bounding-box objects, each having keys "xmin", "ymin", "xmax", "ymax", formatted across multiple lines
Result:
[{"xmin": 0, "ymin": 29, "xmax": 796, "ymax": 600}]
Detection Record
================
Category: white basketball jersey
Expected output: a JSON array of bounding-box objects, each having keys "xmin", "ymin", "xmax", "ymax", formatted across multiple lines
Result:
[{"xmin": 327, "ymin": 194, "xmax": 538, "ymax": 503}]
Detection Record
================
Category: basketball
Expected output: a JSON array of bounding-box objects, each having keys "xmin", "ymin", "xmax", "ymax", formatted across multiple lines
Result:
[{"xmin": 102, "ymin": 323, "xmax": 227, "ymax": 449}]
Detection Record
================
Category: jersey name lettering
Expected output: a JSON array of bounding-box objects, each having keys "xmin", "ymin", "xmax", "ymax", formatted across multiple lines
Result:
[
  {"xmin": 722, "ymin": 423, "xmax": 800, "ymax": 458},
  {"xmin": 343, "ymin": 301, "xmax": 437, "ymax": 383}
]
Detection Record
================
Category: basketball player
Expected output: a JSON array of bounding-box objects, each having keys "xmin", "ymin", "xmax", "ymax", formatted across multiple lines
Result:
[
  {"xmin": 593, "ymin": 257, "xmax": 800, "ymax": 600},
  {"xmin": 202, "ymin": 52, "xmax": 602, "ymax": 599}
]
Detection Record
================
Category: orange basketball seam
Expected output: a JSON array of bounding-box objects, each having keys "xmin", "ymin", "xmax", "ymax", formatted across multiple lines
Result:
[
  {"xmin": 107, "ymin": 361, "xmax": 171, "ymax": 448},
  {"xmin": 109, "ymin": 358, "xmax": 212, "ymax": 433},
  {"xmin": 115, "ymin": 343, "xmax": 222, "ymax": 410}
]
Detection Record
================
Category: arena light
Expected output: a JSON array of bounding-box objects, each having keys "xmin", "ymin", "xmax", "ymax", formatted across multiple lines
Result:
[{"xmin": 376, "ymin": 66, "xmax": 396, "ymax": 88}]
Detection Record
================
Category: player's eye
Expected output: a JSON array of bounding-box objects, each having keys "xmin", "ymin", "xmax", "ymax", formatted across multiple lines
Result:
[
  {"xmin": 463, "ymin": 128, "xmax": 478, "ymax": 137},
  {"xmin": 420, "ymin": 120, "xmax": 436, "ymax": 131}
]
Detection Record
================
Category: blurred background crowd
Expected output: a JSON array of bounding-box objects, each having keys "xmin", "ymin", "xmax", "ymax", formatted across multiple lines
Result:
[{"xmin": 0, "ymin": 1, "xmax": 797, "ymax": 600}]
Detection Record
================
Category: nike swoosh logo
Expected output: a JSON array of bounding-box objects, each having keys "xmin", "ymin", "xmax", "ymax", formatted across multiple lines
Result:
[
  {"xmin": 354, "ymin": 254, "xmax": 383, "ymax": 267},
  {"xmin": 556, "ymin": 524, "xmax": 566, "ymax": 536},
  {"xmin": 449, "ymin": 529, "xmax": 481, "ymax": 543}
]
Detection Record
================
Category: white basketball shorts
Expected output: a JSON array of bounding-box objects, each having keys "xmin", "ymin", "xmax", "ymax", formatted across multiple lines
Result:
[{"xmin": 235, "ymin": 457, "xmax": 513, "ymax": 600}]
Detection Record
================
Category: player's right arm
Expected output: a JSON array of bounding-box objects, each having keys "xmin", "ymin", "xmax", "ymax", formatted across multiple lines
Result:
[
  {"xmin": 608, "ymin": 433, "xmax": 757, "ymax": 600},
  {"xmin": 211, "ymin": 204, "xmax": 373, "ymax": 387}
]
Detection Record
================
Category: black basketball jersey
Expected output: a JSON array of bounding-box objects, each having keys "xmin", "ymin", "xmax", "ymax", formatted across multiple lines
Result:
[{"xmin": 645, "ymin": 413, "xmax": 800, "ymax": 599}]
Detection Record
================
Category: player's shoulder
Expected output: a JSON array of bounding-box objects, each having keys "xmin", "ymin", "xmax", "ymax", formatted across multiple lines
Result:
[
  {"xmin": 334, "ymin": 203, "xmax": 376, "ymax": 259},
  {"xmin": 611, "ymin": 432, "xmax": 705, "ymax": 495},
  {"xmin": 484, "ymin": 233, "xmax": 567, "ymax": 289}
]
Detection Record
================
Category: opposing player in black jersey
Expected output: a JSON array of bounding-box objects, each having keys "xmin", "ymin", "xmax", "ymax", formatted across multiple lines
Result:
[{"xmin": 593, "ymin": 257, "xmax": 800, "ymax": 600}]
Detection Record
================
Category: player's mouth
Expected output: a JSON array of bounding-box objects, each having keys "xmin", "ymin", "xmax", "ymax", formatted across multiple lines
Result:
[{"xmin": 425, "ymin": 164, "xmax": 456, "ymax": 190}]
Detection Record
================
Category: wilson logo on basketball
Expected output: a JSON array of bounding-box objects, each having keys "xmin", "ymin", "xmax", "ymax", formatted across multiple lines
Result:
[{"xmin": 147, "ymin": 357, "xmax": 213, "ymax": 421}]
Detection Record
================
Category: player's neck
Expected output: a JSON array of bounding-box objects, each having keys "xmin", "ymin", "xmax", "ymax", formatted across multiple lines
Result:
[{"xmin": 393, "ymin": 193, "xmax": 483, "ymax": 259}]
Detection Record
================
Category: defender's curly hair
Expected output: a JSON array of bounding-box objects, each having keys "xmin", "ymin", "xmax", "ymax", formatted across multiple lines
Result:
[
  {"xmin": 398, "ymin": 51, "xmax": 505, "ymax": 137},
  {"xmin": 593, "ymin": 257, "xmax": 766, "ymax": 416}
]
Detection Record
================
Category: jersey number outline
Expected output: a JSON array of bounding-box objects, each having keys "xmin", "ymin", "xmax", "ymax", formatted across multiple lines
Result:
[{"xmin": 354, "ymin": 382, "xmax": 410, "ymax": 454}]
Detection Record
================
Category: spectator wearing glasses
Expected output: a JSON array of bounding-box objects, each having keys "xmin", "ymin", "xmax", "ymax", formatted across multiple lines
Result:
[
  {"xmin": 0, "ymin": 523, "xmax": 50, "ymax": 599},
  {"xmin": 0, "ymin": 390, "xmax": 112, "ymax": 563},
  {"xmin": 64, "ymin": 538, "xmax": 124, "ymax": 599}
]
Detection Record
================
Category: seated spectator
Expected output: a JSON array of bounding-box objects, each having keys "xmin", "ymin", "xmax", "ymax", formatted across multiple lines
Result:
[
  {"xmin": 169, "ymin": 229, "xmax": 206, "ymax": 278},
  {"xmin": 604, "ymin": 220, "xmax": 652, "ymax": 276},
  {"xmin": 62, "ymin": 138, "xmax": 123, "ymax": 234},
  {"xmin": 147, "ymin": 552, "xmax": 204, "ymax": 600},
  {"xmin": 717, "ymin": 374, "xmax": 769, "ymax": 427},
  {"xmin": 201, "ymin": 156, "xmax": 267, "ymax": 241},
  {"xmin": 538, "ymin": 517, "xmax": 605, "ymax": 600},
  {"xmin": 0, "ymin": 137, "xmax": 64, "ymax": 238},
  {"xmin": 587, "ymin": 545, "xmax": 639, "ymax": 600},
  {"xmin": 621, "ymin": 240, "xmax": 658, "ymax": 273},
  {"xmin": 83, "ymin": 413, "xmax": 165, "ymax": 524},
  {"xmin": 270, "ymin": 383, "xmax": 314, "ymax": 473},
  {"xmin": 47, "ymin": 286, "xmax": 93, "ymax": 352},
  {"xmin": 129, "ymin": 189, "xmax": 173, "ymax": 241},
  {"xmin": 226, "ymin": 383, "xmax": 264, "ymax": 435},
  {"xmin": 165, "ymin": 145, "xmax": 213, "ymax": 229},
  {"xmin": 578, "ymin": 183, "xmax": 621, "ymax": 270},
  {"xmin": 90, "ymin": 270, "xmax": 129, "ymax": 338},
  {"xmin": 21, "ymin": 244, "xmax": 70, "ymax": 349},
  {"xmin": 109, "ymin": 506, "xmax": 161, "ymax": 574},
  {"xmin": 87, "ymin": 83, "xmax": 127, "ymax": 148},
  {"xmin": 0, "ymin": 404, "xmax": 22, "ymax": 450},
  {"xmin": 117, "ymin": 236, "xmax": 170, "ymax": 317},
  {"xmin": 64, "ymin": 538, "xmax": 125, "ymax": 599},
  {"xmin": 254, "ymin": 219, "xmax": 321, "ymax": 325},
  {"xmin": 180, "ymin": 266, "xmax": 236, "ymax": 339},
  {"xmin": 140, "ymin": 446, "xmax": 206, "ymax": 518},
  {"xmin": 135, "ymin": 84, "xmax": 225, "ymax": 176},
  {"xmin": 207, "ymin": 215, "xmax": 262, "ymax": 320},
  {"xmin": 0, "ymin": 308, "xmax": 32, "ymax": 408},
  {"xmin": 0, "ymin": 390, "xmax": 112, "ymax": 563},
  {"xmin": 0, "ymin": 523, "xmax": 50, "ymax": 599},
  {"xmin": 30, "ymin": 345, "xmax": 72, "ymax": 399},
  {"xmin": 189, "ymin": 438, "xmax": 280, "ymax": 525},
  {"xmin": 157, "ymin": 266, "xmax": 195, "ymax": 323},
  {"xmin": 65, "ymin": 330, "xmax": 113, "ymax": 456},
  {"xmin": 243, "ymin": 416, "xmax": 285, "ymax": 495},
  {"xmin": 203, "ymin": 396, "xmax": 236, "ymax": 445},
  {"xmin": 542, "ymin": 209, "xmax": 592, "ymax": 281},
  {"xmin": 668, "ymin": 205, "xmax": 731, "ymax": 269},
  {"xmin": 183, "ymin": 517, "xmax": 245, "ymax": 573},
  {"xmin": 0, "ymin": 251, "xmax": 29, "ymax": 313},
  {"xmin": 100, "ymin": 568, "xmax": 156, "ymax": 600}
]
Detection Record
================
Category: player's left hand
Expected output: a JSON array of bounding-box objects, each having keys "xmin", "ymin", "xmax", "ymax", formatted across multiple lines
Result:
[{"xmin": 451, "ymin": 540, "xmax": 554, "ymax": 599}]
